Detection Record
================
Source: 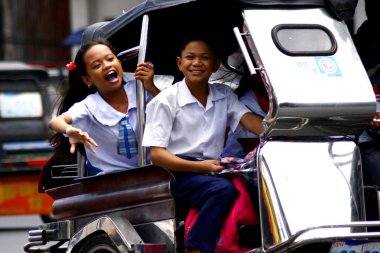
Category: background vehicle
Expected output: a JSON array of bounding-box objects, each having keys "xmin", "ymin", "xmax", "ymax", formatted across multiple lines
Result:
[
  {"xmin": 24, "ymin": 0, "xmax": 380, "ymax": 252},
  {"xmin": 0, "ymin": 62, "xmax": 55, "ymax": 223}
]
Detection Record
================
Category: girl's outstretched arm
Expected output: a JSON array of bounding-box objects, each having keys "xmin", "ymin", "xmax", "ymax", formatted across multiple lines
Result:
[{"xmin": 48, "ymin": 113, "xmax": 98, "ymax": 154}]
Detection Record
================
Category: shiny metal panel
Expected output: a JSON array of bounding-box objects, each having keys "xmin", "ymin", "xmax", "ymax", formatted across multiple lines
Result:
[
  {"xmin": 66, "ymin": 215, "xmax": 143, "ymax": 253},
  {"xmin": 257, "ymin": 140, "xmax": 364, "ymax": 250},
  {"xmin": 38, "ymin": 220, "xmax": 73, "ymax": 240},
  {"xmin": 243, "ymin": 8, "xmax": 376, "ymax": 137}
]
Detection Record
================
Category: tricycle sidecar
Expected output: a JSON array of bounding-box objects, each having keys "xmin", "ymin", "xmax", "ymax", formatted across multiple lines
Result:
[{"xmin": 25, "ymin": 0, "xmax": 380, "ymax": 253}]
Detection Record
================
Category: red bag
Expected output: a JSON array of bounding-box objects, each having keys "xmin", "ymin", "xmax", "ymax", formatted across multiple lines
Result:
[{"xmin": 184, "ymin": 175, "xmax": 258, "ymax": 253}]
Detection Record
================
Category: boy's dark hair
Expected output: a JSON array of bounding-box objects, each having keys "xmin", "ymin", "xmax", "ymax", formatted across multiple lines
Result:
[{"xmin": 178, "ymin": 34, "xmax": 221, "ymax": 60}]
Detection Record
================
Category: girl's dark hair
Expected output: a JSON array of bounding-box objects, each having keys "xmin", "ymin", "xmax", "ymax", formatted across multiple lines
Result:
[
  {"xmin": 49, "ymin": 38, "xmax": 116, "ymax": 154},
  {"xmin": 57, "ymin": 38, "xmax": 116, "ymax": 115}
]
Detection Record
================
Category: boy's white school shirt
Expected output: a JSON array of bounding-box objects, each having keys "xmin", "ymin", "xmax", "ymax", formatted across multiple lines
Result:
[
  {"xmin": 222, "ymin": 89, "xmax": 267, "ymax": 158},
  {"xmin": 67, "ymin": 80, "xmax": 151, "ymax": 174},
  {"xmin": 142, "ymin": 79, "xmax": 250, "ymax": 160}
]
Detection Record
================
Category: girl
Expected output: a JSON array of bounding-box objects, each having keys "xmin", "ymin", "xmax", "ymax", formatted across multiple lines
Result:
[{"xmin": 49, "ymin": 38, "xmax": 159, "ymax": 175}]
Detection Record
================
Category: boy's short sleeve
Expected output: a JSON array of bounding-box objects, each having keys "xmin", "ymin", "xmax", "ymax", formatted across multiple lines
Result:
[{"xmin": 142, "ymin": 91, "xmax": 176, "ymax": 148}]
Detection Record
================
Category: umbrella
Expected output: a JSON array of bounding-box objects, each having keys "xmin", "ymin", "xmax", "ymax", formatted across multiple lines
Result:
[
  {"xmin": 82, "ymin": 0, "xmax": 247, "ymax": 80},
  {"xmin": 63, "ymin": 28, "xmax": 86, "ymax": 46}
]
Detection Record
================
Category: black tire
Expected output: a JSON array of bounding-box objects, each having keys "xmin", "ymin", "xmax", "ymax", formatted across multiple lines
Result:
[{"xmin": 76, "ymin": 233, "xmax": 120, "ymax": 253}]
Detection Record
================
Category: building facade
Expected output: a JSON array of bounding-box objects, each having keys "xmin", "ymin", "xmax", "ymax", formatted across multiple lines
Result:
[{"xmin": 0, "ymin": 0, "xmax": 143, "ymax": 66}]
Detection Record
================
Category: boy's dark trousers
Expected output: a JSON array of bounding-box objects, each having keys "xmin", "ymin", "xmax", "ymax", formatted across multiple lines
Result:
[{"xmin": 172, "ymin": 171, "xmax": 237, "ymax": 253}]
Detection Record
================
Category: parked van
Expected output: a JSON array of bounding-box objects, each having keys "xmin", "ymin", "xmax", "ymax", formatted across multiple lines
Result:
[{"xmin": 0, "ymin": 62, "xmax": 54, "ymax": 221}]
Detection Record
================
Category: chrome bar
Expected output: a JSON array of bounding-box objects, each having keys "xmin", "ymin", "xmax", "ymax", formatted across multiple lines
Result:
[
  {"xmin": 136, "ymin": 15, "xmax": 149, "ymax": 167},
  {"xmin": 77, "ymin": 150, "xmax": 85, "ymax": 178},
  {"xmin": 233, "ymin": 27, "xmax": 256, "ymax": 75}
]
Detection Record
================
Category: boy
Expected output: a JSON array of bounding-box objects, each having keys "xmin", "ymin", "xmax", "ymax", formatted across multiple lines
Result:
[{"xmin": 142, "ymin": 35, "xmax": 264, "ymax": 253}]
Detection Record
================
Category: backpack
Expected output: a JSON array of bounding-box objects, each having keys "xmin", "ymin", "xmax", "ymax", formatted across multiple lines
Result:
[{"xmin": 184, "ymin": 175, "xmax": 259, "ymax": 253}]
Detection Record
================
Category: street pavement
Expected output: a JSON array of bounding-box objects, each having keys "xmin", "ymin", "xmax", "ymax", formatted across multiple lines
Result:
[{"xmin": 0, "ymin": 215, "xmax": 42, "ymax": 253}]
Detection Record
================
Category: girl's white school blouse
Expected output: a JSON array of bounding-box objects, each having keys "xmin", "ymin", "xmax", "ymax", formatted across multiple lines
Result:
[{"xmin": 67, "ymin": 80, "xmax": 150, "ymax": 174}]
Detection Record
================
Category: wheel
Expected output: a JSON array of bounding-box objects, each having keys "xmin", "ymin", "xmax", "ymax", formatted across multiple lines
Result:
[{"xmin": 76, "ymin": 233, "xmax": 120, "ymax": 253}]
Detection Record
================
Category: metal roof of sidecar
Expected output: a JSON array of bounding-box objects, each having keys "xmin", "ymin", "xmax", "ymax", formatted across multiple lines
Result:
[
  {"xmin": 82, "ymin": 0, "xmax": 328, "ymax": 41},
  {"xmin": 82, "ymin": 0, "xmax": 357, "ymax": 77},
  {"xmin": 82, "ymin": 0, "xmax": 357, "ymax": 41}
]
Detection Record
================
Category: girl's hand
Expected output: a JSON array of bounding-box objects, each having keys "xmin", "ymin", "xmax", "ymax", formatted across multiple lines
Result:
[
  {"xmin": 134, "ymin": 62, "xmax": 159, "ymax": 96},
  {"xmin": 65, "ymin": 125, "xmax": 98, "ymax": 154}
]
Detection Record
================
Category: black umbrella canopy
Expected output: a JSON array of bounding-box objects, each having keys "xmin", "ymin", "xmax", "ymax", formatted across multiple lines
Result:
[
  {"xmin": 64, "ymin": 28, "xmax": 86, "ymax": 46},
  {"xmin": 83, "ymin": 0, "xmax": 245, "ymax": 78},
  {"xmin": 82, "ymin": 0, "xmax": 358, "ymax": 77}
]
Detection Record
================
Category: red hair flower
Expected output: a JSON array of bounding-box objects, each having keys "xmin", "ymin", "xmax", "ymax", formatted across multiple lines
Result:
[{"xmin": 66, "ymin": 61, "xmax": 76, "ymax": 71}]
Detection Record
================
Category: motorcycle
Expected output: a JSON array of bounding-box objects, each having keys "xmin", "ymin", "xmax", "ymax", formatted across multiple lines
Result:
[{"xmin": 24, "ymin": 0, "xmax": 380, "ymax": 252}]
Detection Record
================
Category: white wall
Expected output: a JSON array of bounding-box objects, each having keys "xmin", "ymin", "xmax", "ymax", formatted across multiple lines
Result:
[
  {"xmin": 91, "ymin": 0, "xmax": 143, "ymax": 22},
  {"xmin": 69, "ymin": 0, "xmax": 144, "ymax": 31},
  {"xmin": 68, "ymin": 0, "xmax": 144, "ymax": 57},
  {"xmin": 70, "ymin": 0, "xmax": 89, "ymax": 31}
]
